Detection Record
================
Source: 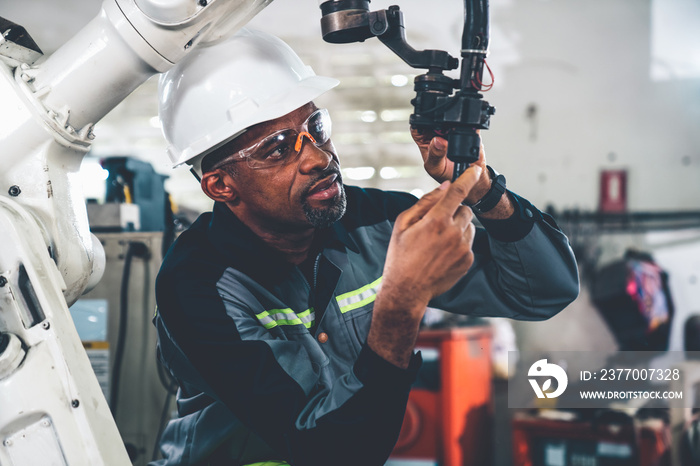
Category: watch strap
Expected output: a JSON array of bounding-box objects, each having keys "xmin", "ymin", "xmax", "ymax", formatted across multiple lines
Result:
[{"xmin": 469, "ymin": 165, "xmax": 506, "ymax": 214}]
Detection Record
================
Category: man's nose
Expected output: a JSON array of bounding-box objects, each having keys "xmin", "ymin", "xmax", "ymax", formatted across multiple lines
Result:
[{"xmin": 298, "ymin": 136, "xmax": 332, "ymax": 173}]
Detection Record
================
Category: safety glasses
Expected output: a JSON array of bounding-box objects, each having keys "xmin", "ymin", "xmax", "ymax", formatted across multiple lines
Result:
[{"xmin": 213, "ymin": 108, "xmax": 332, "ymax": 170}]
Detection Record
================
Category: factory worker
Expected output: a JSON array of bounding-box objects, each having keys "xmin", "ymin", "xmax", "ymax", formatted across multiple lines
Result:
[{"xmin": 152, "ymin": 28, "xmax": 579, "ymax": 466}]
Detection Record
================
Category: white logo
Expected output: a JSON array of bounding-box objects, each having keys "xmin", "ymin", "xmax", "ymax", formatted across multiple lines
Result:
[{"xmin": 528, "ymin": 359, "xmax": 568, "ymax": 398}]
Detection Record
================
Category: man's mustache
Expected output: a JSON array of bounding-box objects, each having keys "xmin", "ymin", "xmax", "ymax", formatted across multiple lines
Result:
[{"xmin": 302, "ymin": 167, "xmax": 343, "ymax": 198}]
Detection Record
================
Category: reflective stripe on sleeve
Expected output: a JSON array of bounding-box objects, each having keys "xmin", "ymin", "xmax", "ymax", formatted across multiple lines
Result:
[{"xmin": 336, "ymin": 276, "xmax": 383, "ymax": 314}]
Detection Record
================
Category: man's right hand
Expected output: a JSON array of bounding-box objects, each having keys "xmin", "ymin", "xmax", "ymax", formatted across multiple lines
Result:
[{"xmin": 368, "ymin": 164, "xmax": 482, "ymax": 368}]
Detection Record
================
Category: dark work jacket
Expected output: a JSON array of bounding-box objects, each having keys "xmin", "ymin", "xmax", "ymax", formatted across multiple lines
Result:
[{"xmin": 152, "ymin": 185, "xmax": 579, "ymax": 466}]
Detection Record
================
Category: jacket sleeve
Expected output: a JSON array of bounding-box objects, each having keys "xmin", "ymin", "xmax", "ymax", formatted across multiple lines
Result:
[
  {"xmin": 156, "ymin": 266, "xmax": 420, "ymax": 466},
  {"xmin": 430, "ymin": 191, "xmax": 580, "ymax": 320}
]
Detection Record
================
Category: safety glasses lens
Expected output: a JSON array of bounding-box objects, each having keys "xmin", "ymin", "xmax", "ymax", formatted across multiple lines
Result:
[
  {"xmin": 308, "ymin": 109, "xmax": 331, "ymax": 145},
  {"xmin": 249, "ymin": 131, "xmax": 296, "ymax": 165},
  {"xmin": 248, "ymin": 109, "xmax": 332, "ymax": 168}
]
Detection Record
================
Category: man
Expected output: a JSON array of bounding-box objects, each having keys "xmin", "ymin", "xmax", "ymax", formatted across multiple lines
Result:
[{"xmin": 153, "ymin": 29, "xmax": 579, "ymax": 466}]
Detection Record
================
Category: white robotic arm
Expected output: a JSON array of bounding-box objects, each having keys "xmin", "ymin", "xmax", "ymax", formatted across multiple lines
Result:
[
  {"xmin": 0, "ymin": 1, "xmax": 273, "ymax": 464},
  {"xmin": 29, "ymin": 0, "xmax": 275, "ymax": 137}
]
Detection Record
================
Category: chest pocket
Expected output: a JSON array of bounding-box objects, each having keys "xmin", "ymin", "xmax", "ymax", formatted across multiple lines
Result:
[
  {"xmin": 255, "ymin": 307, "xmax": 330, "ymax": 371},
  {"xmin": 337, "ymin": 276, "xmax": 382, "ymax": 349}
]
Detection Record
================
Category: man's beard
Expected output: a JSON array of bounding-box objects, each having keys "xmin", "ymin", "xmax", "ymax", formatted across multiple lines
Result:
[{"xmin": 301, "ymin": 173, "xmax": 347, "ymax": 229}]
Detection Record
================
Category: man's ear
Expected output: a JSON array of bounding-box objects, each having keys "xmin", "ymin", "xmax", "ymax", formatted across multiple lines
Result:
[{"xmin": 201, "ymin": 170, "xmax": 238, "ymax": 203}]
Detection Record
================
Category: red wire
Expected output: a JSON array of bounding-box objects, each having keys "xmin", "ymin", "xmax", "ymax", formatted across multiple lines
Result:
[{"xmin": 471, "ymin": 59, "xmax": 495, "ymax": 91}]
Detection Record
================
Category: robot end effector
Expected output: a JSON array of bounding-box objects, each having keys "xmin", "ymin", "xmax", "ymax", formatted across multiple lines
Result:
[{"xmin": 319, "ymin": 0, "xmax": 496, "ymax": 179}]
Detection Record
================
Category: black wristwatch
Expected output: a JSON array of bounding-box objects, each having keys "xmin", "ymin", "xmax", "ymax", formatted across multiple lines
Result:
[{"xmin": 469, "ymin": 165, "xmax": 506, "ymax": 214}]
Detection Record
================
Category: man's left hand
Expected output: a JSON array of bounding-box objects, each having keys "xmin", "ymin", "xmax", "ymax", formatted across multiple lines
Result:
[{"xmin": 411, "ymin": 128, "xmax": 491, "ymax": 205}]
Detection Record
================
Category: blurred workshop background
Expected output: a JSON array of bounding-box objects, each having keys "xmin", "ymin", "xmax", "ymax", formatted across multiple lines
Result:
[{"xmin": 2, "ymin": 0, "xmax": 699, "ymax": 465}]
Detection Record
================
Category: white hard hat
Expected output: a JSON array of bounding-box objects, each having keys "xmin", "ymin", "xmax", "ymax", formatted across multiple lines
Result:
[{"xmin": 158, "ymin": 28, "xmax": 339, "ymax": 178}]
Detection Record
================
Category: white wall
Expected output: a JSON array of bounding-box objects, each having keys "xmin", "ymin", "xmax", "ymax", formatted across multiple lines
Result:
[{"xmin": 485, "ymin": 0, "xmax": 700, "ymax": 212}]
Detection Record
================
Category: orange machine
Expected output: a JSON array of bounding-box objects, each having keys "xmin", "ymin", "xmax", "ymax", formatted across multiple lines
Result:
[
  {"xmin": 512, "ymin": 413, "xmax": 671, "ymax": 466},
  {"xmin": 389, "ymin": 326, "xmax": 493, "ymax": 466}
]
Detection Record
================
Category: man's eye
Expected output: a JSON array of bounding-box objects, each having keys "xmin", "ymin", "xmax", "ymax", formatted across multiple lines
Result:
[{"xmin": 262, "ymin": 143, "xmax": 290, "ymax": 160}]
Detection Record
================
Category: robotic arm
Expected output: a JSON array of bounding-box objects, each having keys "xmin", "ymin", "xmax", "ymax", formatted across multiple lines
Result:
[{"xmin": 0, "ymin": 1, "xmax": 273, "ymax": 464}]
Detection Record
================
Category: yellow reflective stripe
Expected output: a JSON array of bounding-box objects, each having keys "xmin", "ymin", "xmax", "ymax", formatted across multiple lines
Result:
[
  {"xmin": 255, "ymin": 308, "xmax": 315, "ymax": 329},
  {"xmin": 255, "ymin": 310, "xmax": 278, "ymax": 329},
  {"xmin": 242, "ymin": 462, "xmax": 290, "ymax": 466},
  {"xmin": 336, "ymin": 276, "xmax": 383, "ymax": 314},
  {"xmin": 297, "ymin": 309, "xmax": 315, "ymax": 328},
  {"xmin": 335, "ymin": 276, "xmax": 383, "ymax": 302},
  {"xmin": 255, "ymin": 277, "xmax": 384, "ymax": 327},
  {"xmin": 340, "ymin": 293, "xmax": 378, "ymax": 314}
]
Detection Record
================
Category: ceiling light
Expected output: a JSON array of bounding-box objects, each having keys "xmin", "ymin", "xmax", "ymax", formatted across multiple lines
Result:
[
  {"xmin": 380, "ymin": 167, "xmax": 400, "ymax": 179},
  {"xmin": 343, "ymin": 167, "xmax": 376, "ymax": 180},
  {"xmin": 380, "ymin": 109, "xmax": 412, "ymax": 122},
  {"xmin": 391, "ymin": 74, "xmax": 409, "ymax": 87},
  {"xmin": 360, "ymin": 110, "xmax": 377, "ymax": 123}
]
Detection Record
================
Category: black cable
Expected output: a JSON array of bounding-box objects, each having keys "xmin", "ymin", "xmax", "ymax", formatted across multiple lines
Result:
[
  {"xmin": 110, "ymin": 241, "xmax": 149, "ymax": 414},
  {"xmin": 162, "ymin": 192, "xmax": 176, "ymax": 259},
  {"xmin": 151, "ymin": 377, "xmax": 176, "ymax": 462},
  {"xmin": 152, "ymin": 346, "xmax": 178, "ymax": 460}
]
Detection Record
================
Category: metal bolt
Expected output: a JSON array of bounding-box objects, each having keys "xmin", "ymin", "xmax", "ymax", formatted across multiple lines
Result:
[
  {"xmin": 8, "ymin": 185, "xmax": 20, "ymax": 197},
  {"xmin": 0, "ymin": 276, "xmax": 6, "ymax": 287},
  {"xmin": 4, "ymin": 439, "xmax": 12, "ymax": 447},
  {"xmin": 42, "ymin": 321, "xmax": 50, "ymax": 330},
  {"xmin": 41, "ymin": 419, "xmax": 50, "ymax": 427},
  {"xmin": 71, "ymin": 399, "xmax": 80, "ymax": 408},
  {"xmin": 198, "ymin": 0, "xmax": 207, "ymax": 5}
]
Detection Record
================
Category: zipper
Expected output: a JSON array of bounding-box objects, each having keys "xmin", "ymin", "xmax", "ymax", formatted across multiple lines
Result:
[
  {"xmin": 297, "ymin": 253, "xmax": 321, "ymax": 292},
  {"xmin": 312, "ymin": 253, "xmax": 321, "ymax": 292},
  {"xmin": 311, "ymin": 253, "xmax": 322, "ymax": 331}
]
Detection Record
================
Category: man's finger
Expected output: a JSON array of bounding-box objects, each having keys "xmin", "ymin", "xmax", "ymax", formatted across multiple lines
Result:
[
  {"xmin": 410, "ymin": 127, "xmax": 436, "ymax": 147},
  {"xmin": 453, "ymin": 205, "xmax": 473, "ymax": 231},
  {"xmin": 463, "ymin": 222, "xmax": 476, "ymax": 249},
  {"xmin": 423, "ymin": 137, "xmax": 449, "ymax": 173},
  {"xmin": 430, "ymin": 164, "xmax": 483, "ymax": 217},
  {"xmin": 400, "ymin": 181, "xmax": 450, "ymax": 224},
  {"xmin": 426, "ymin": 137, "xmax": 447, "ymax": 162}
]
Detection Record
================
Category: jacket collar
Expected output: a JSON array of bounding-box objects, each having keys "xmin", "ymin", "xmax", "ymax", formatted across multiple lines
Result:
[{"xmin": 207, "ymin": 201, "xmax": 358, "ymax": 285}]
